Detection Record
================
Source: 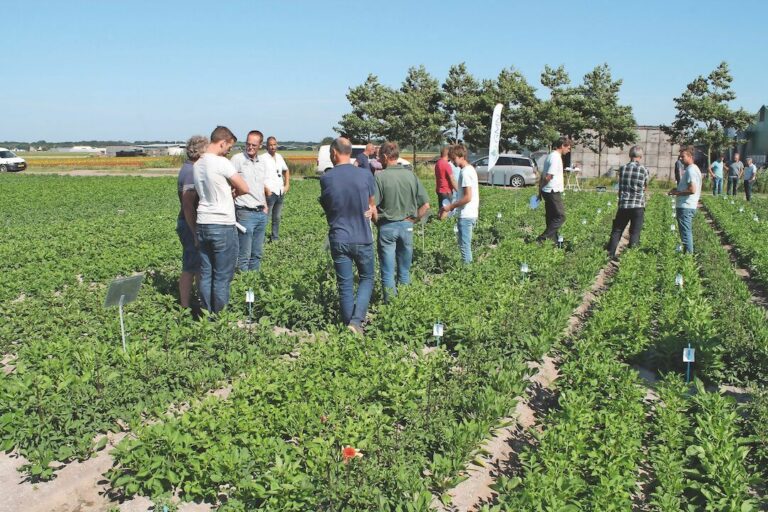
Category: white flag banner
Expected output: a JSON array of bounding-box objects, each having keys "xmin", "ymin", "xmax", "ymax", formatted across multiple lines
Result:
[{"xmin": 488, "ymin": 103, "xmax": 504, "ymax": 171}]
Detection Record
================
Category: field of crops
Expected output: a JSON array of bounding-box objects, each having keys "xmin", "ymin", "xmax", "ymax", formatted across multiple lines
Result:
[{"xmin": 0, "ymin": 174, "xmax": 765, "ymax": 511}]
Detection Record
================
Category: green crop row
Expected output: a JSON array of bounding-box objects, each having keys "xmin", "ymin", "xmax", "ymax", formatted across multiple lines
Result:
[
  {"xmin": 487, "ymin": 196, "xmax": 764, "ymax": 510},
  {"xmin": 691, "ymin": 212, "xmax": 768, "ymax": 385},
  {"xmin": 702, "ymin": 195, "xmax": 768, "ymax": 291}
]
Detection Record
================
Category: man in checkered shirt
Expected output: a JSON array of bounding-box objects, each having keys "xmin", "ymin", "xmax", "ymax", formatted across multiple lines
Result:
[{"xmin": 607, "ymin": 145, "xmax": 649, "ymax": 259}]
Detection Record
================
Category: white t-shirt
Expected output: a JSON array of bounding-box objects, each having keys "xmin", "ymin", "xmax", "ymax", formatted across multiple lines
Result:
[
  {"xmin": 457, "ymin": 164, "xmax": 479, "ymax": 219},
  {"xmin": 541, "ymin": 150, "xmax": 564, "ymax": 193},
  {"xmin": 231, "ymin": 152, "xmax": 267, "ymax": 209},
  {"xmin": 676, "ymin": 164, "xmax": 702, "ymax": 210},
  {"xmin": 261, "ymin": 152, "xmax": 289, "ymax": 195},
  {"xmin": 194, "ymin": 152, "xmax": 238, "ymax": 225}
]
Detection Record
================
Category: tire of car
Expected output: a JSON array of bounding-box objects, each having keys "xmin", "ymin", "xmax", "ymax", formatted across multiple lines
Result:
[
  {"xmin": 0, "ymin": 165, "xmax": 7, "ymax": 173},
  {"xmin": 509, "ymin": 174, "xmax": 525, "ymax": 188}
]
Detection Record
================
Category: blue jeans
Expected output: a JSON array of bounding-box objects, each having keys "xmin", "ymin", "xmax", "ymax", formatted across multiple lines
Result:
[
  {"xmin": 377, "ymin": 220, "xmax": 414, "ymax": 301},
  {"xmin": 236, "ymin": 208, "xmax": 267, "ymax": 271},
  {"xmin": 267, "ymin": 193, "xmax": 284, "ymax": 241},
  {"xmin": 727, "ymin": 177, "xmax": 738, "ymax": 195},
  {"xmin": 712, "ymin": 177, "xmax": 723, "ymax": 196},
  {"xmin": 176, "ymin": 217, "xmax": 201, "ymax": 272},
  {"xmin": 676, "ymin": 208, "xmax": 696, "ymax": 254},
  {"xmin": 457, "ymin": 218, "xmax": 477, "ymax": 263},
  {"xmin": 329, "ymin": 242, "xmax": 375, "ymax": 327},
  {"xmin": 196, "ymin": 223, "xmax": 238, "ymax": 313}
]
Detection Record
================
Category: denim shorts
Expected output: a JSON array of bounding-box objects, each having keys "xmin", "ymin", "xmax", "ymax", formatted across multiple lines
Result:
[{"xmin": 176, "ymin": 217, "xmax": 201, "ymax": 272}]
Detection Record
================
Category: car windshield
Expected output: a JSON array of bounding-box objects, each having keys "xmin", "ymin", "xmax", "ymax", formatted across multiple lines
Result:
[{"xmin": 0, "ymin": 151, "xmax": 16, "ymax": 158}]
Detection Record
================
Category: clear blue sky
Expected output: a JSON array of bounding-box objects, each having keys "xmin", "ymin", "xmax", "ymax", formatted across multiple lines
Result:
[{"xmin": 5, "ymin": 0, "xmax": 767, "ymax": 142}]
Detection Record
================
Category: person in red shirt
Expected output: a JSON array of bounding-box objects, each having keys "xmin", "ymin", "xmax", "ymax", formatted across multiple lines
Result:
[{"xmin": 434, "ymin": 146, "xmax": 458, "ymax": 207}]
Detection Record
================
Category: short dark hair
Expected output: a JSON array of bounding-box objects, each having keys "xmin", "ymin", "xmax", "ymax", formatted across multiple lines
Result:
[
  {"xmin": 266, "ymin": 136, "xmax": 277, "ymax": 144},
  {"xmin": 448, "ymin": 144, "xmax": 467, "ymax": 160},
  {"xmin": 680, "ymin": 145, "xmax": 695, "ymax": 158},
  {"xmin": 247, "ymin": 130, "xmax": 263, "ymax": 142},
  {"xmin": 554, "ymin": 136, "xmax": 572, "ymax": 149},
  {"xmin": 379, "ymin": 141, "xmax": 400, "ymax": 161},
  {"xmin": 330, "ymin": 137, "xmax": 352, "ymax": 155},
  {"xmin": 210, "ymin": 125, "xmax": 237, "ymax": 144}
]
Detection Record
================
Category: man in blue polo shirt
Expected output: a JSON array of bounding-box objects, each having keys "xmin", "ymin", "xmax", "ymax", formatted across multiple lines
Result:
[
  {"xmin": 319, "ymin": 138, "xmax": 377, "ymax": 335},
  {"xmin": 708, "ymin": 155, "xmax": 724, "ymax": 196}
]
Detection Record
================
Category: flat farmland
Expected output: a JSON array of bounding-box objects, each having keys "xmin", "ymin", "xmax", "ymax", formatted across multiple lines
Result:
[{"xmin": 0, "ymin": 174, "xmax": 764, "ymax": 511}]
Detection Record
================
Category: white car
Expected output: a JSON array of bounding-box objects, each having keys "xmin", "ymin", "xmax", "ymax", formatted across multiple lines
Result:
[{"xmin": 0, "ymin": 148, "xmax": 27, "ymax": 172}]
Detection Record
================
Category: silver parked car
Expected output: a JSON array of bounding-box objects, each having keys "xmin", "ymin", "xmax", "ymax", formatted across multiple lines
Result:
[{"xmin": 472, "ymin": 153, "xmax": 538, "ymax": 187}]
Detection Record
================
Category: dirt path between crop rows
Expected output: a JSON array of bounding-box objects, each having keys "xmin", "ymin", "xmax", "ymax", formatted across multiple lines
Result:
[
  {"xmin": 700, "ymin": 205, "xmax": 768, "ymax": 311},
  {"xmin": 433, "ymin": 235, "xmax": 630, "ymax": 511},
  {"xmin": 0, "ymin": 326, "xmax": 318, "ymax": 512}
]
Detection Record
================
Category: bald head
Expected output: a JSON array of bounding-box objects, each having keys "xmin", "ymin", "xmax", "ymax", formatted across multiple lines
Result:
[{"xmin": 330, "ymin": 137, "xmax": 352, "ymax": 165}]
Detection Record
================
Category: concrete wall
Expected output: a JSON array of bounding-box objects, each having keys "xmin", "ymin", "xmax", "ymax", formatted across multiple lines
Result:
[{"xmin": 569, "ymin": 125, "xmax": 680, "ymax": 180}]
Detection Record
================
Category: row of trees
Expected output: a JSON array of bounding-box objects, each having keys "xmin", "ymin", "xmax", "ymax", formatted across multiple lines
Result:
[
  {"xmin": 335, "ymin": 63, "xmax": 638, "ymax": 175},
  {"xmin": 336, "ymin": 61, "xmax": 755, "ymax": 176}
]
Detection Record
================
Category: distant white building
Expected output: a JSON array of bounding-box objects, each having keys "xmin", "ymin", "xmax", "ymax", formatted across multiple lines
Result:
[{"xmin": 56, "ymin": 146, "xmax": 106, "ymax": 154}]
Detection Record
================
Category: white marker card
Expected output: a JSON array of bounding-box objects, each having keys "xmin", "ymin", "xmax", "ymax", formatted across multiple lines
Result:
[
  {"xmin": 683, "ymin": 347, "xmax": 695, "ymax": 363},
  {"xmin": 433, "ymin": 323, "xmax": 444, "ymax": 337},
  {"xmin": 245, "ymin": 290, "xmax": 255, "ymax": 303}
]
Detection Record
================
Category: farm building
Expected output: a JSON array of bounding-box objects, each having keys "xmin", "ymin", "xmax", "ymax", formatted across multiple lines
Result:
[
  {"xmin": 567, "ymin": 125, "xmax": 680, "ymax": 180},
  {"xmin": 740, "ymin": 105, "xmax": 768, "ymax": 165}
]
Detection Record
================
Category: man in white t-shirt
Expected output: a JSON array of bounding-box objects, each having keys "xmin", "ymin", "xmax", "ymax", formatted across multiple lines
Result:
[
  {"xmin": 536, "ymin": 136, "xmax": 572, "ymax": 243},
  {"xmin": 232, "ymin": 130, "xmax": 272, "ymax": 272},
  {"xmin": 668, "ymin": 145, "xmax": 701, "ymax": 254},
  {"xmin": 263, "ymin": 136, "xmax": 290, "ymax": 241},
  {"xmin": 193, "ymin": 126, "xmax": 250, "ymax": 313},
  {"xmin": 440, "ymin": 144, "xmax": 479, "ymax": 263}
]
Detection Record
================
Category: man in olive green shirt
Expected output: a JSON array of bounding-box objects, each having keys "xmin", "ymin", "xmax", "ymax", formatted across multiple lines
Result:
[{"xmin": 374, "ymin": 141, "xmax": 430, "ymax": 302}]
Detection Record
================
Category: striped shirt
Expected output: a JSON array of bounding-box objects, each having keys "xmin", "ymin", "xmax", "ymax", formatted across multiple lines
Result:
[{"xmin": 618, "ymin": 160, "xmax": 649, "ymax": 209}]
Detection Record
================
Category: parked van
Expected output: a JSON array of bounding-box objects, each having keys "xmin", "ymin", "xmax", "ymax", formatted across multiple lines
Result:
[
  {"xmin": 471, "ymin": 153, "xmax": 537, "ymax": 187},
  {"xmin": 316, "ymin": 144, "xmax": 367, "ymax": 174},
  {"xmin": 0, "ymin": 148, "xmax": 27, "ymax": 172}
]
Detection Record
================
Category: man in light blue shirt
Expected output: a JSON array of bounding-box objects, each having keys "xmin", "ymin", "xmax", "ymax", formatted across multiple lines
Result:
[
  {"xmin": 744, "ymin": 157, "xmax": 757, "ymax": 201},
  {"xmin": 669, "ymin": 146, "xmax": 701, "ymax": 254},
  {"xmin": 708, "ymin": 155, "xmax": 724, "ymax": 196}
]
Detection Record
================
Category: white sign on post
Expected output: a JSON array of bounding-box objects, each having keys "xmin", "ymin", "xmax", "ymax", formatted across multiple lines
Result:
[
  {"xmin": 432, "ymin": 323, "xmax": 444, "ymax": 337},
  {"xmin": 245, "ymin": 290, "xmax": 255, "ymax": 303},
  {"xmin": 104, "ymin": 273, "xmax": 145, "ymax": 353},
  {"xmin": 683, "ymin": 347, "xmax": 695, "ymax": 362}
]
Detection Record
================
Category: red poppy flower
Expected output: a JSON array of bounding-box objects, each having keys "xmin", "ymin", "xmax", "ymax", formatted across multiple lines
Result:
[{"xmin": 341, "ymin": 445, "xmax": 363, "ymax": 463}]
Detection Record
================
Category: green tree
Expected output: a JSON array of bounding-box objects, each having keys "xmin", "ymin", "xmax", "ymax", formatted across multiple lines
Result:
[
  {"xmin": 383, "ymin": 65, "xmax": 448, "ymax": 164},
  {"xmin": 663, "ymin": 61, "xmax": 754, "ymax": 165},
  {"xmin": 463, "ymin": 68, "xmax": 540, "ymax": 152},
  {"xmin": 442, "ymin": 62, "xmax": 480, "ymax": 143},
  {"xmin": 576, "ymin": 64, "xmax": 637, "ymax": 177},
  {"xmin": 335, "ymin": 74, "xmax": 392, "ymax": 143},
  {"xmin": 320, "ymin": 136, "xmax": 334, "ymax": 145},
  {"xmin": 536, "ymin": 65, "xmax": 586, "ymax": 148}
]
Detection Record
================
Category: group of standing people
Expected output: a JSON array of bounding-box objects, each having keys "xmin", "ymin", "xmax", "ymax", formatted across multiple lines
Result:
[
  {"xmin": 175, "ymin": 126, "xmax": 291, "ymax": 314},
  {"xmin": 528, "ymin": 136, "xmax": 705, "ymax": 258},
  {"xmin": 707, "ymin": 153, "xmax": 758, "ymax": 200},
  {"xmin": 319, "ymin": 138, "xmax": 478, "ymax": 334},
  {"xmin": 175, "ymin": 128, "xmax": 755, "ymax": 331}
]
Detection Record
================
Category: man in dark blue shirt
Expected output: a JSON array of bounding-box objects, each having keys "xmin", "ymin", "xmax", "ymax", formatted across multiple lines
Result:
[
  {"xmin": 320, "ymin": 138, "xmax": 377, "ymax": 334},
  {"xmin": 355, "ymin": 143, "xmax": 374, "ymax": 173}
]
